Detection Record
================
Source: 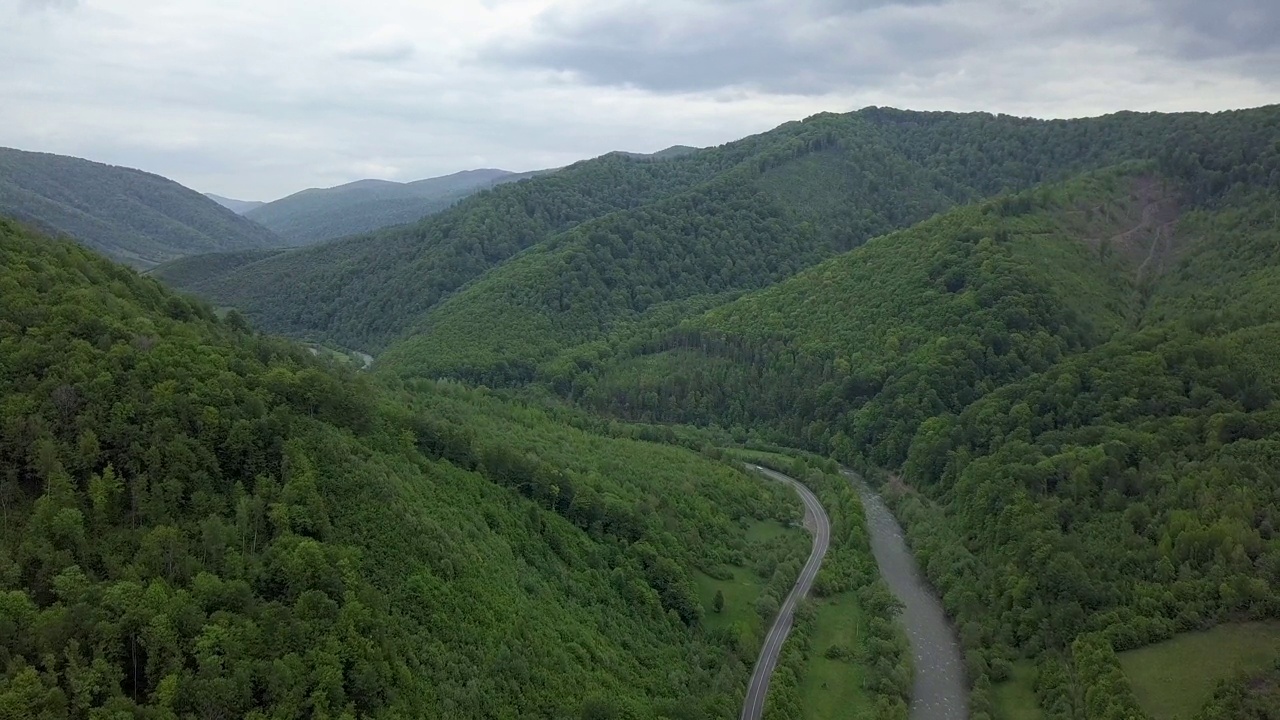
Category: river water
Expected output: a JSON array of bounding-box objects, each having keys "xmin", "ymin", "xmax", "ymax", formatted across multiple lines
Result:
[{"xmin": 844, "ymin": 471, "xmax": 969, "ymax": 720}]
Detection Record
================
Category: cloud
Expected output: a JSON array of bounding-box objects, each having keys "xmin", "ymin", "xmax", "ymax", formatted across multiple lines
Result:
[
  {"xmin": 1156, "ymin": 0, "xmax": 1280, "ymax": 60},
  {"xmin": 20, "ymin": 0, "xmax": 79, "ymax": 11},
  {"xmin": 0, "ymin": 0, "xmax": 1276, "ymax": 200},
  {"xmin": 339, "ymin": 26, "xmax": 416, "ymax": 63},
  {"xmin": 483, "ymin": 0, "xmax": 1280, "ymax": 95}
]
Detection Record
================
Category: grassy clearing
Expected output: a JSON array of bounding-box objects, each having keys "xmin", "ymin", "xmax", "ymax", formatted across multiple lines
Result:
[
  {"xmin": 992, "ymin": 660, "xmax": 1043, "ymax": 720},
  {"xmin": 1119, "ymin": 621, "xmax": 1280, "ymax": 720},
  {"xmin": 696, "ymin": 566, "xmax": 767, "ymax": 640},
  {"xmin": 800, "ymin": 592, "xmax": 872, "ymax": 719},
  {"xmin": 746, "ymin": 519, "xmax": 792, "ymax": 544},
  {"xmin": 696, "ymin": 519, "xmax": 806, "ymax": 647}
]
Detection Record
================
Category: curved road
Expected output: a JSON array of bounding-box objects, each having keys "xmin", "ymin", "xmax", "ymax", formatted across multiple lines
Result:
[
  {"xmin": 843, "ymin": 469, "xmax": 968, "ymax": 720},
  {"xmin": 740, "ymin": 465, "xmax": 831, "ymax": 720}
]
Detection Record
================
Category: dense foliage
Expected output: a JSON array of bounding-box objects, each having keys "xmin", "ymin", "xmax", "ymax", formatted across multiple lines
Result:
[
  {"xmin": 244, "ymin": 169, "xmax": 535, "ymax": 246},
  {"xmin": 0, "ymin": 220, "xmax": 809, "ymax": 718},
  {"xmin": 0, "ymin": 147, "xmax": 283, "ymax": 268},
  {"xmin": 1194, "ymin": 661, "xmax": 1280, "ymax": 720},
  {"xmin": 161, "ymin": 145, "xmax": 759, "ymax": 351},
  {"xmin": 533, "ymin": 112, "xmax": 1280, "ymax": 716},
  {"xmin": 146, "ymin": 249, "xmax": 285, "ymax": 292},
  {"xmin": 163, "ymin": 107, "xmax": 1277, "ymax": 357},
  {"xmin": 739, "ymin": 453, "xmax": 913, "ymax": 720}
]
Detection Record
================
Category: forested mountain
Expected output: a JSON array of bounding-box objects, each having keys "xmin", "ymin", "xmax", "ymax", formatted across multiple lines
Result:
[
  {"xmin": 158, "ymin": 105, "xmax": 1278, "ymax": 369},
  {"xmin": 0, "ymin": 218, "xmax": 810, "ymax": 717},
  {"xmin": 205, "ymin": 193, "xmax": 266, "ymax": 214},
  {"xmin": 538, "ymin": 122, "xmax": 1280, "ymax": 716},
  {"xmin": 243, "ymin": 168, "xmax": 538, "ymax": 245},
  {"xmin": 0, "ymin": 147, "xmax": 283, "ymax": 268},
  {"xmin": 616, "ymin": 145, "xmax": 702, "ymax": 161},
  {"xmin": 137, "ymin": 104, "xmax": 1280, "ymax": 717},
  {"xmin": 162, "ymin": 143, "xmax": 769, "ymax": 350},
  {"xmin": 375, "ymin": 106, "xmax": 1279, "ymax": 382}
]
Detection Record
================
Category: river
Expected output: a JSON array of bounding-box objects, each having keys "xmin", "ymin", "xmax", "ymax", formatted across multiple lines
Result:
[{"xmin": 844, "ymin": 470, "xmax": 969, "ymax": 720}]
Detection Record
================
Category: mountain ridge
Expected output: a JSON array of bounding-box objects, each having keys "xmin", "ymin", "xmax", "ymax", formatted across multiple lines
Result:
[
  {"xmin": 204, "ymin": 192, "xmax": 266, "ymax": 214},
  {"xmin": 243, "ymin": 167, "xmax": 543, "ymax": 245},
  {"xmin": 0, "ymin": 146, "xmax": 285, "ymax": 268}
]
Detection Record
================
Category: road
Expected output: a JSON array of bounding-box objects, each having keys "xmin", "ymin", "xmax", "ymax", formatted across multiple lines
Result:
[
  {"xmin": 740, "ymin": 464, "xmax": 831, "ymax": 720},
  {"xmin": 843, "ymin": 469, "xmax": 968, "ymax": 720}
]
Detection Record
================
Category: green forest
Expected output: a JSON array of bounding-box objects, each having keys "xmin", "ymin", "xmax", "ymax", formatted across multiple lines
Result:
[
  {"xmin": 7, "ymin": 101, "xmax": 1280, "ymax": 720},
  {"xmin": 242, "ymin": 169, "xmax": 535, "ymax": 246},
  {"xmin": 0, "ymin": 148, "xmax": 283, "ymax": 269},
  {"xmin": 0, "ymin": 219, "xmax": 840, "ymax": 718}
]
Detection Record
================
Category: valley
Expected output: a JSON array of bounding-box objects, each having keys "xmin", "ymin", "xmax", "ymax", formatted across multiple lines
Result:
[{"xmin": 1, "ymin": 101, "xmax": 1277, "ymax": 720}]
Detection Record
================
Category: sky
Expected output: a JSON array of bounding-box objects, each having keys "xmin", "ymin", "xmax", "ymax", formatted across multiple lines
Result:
[{"xmin": 2, "ymin": 0, "xmax": 1277, "ymax": 200}]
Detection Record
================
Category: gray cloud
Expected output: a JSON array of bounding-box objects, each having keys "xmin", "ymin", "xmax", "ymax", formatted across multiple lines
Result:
[
  {"xmin": 1158, "ymin": 0, "xmax": 1280, "ymax": 60},
  {"xmin": 484, "ymin": 0, "xmax": 1280, "ymax": 95},
  {"xmin": 0, "ymin": 0, "xmax": 1276, "ymax": 200}
]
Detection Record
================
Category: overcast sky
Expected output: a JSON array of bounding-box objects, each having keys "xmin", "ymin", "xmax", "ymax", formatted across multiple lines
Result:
[{"xmin": 2, "ymin": 0, "xmax": 1277, "ymax": 200}]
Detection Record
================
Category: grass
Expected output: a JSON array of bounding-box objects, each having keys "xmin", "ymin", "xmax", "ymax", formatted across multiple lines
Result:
[
  {"xmin": 1119, "ymin": 621, "xmax": 1280, "ymax": 720},
  {"xmin": 992, "ymin": 660, "xmax": 1043, "ymax": 720},
  {"xmin": 799, "ymin": 592, "xmax": 871, "ymax": 720},
  {"xmin": 696, "ymin": 566, "xmax": 763, "ymax": 635},
  {"xmin": 696, "ymin": 519, "xmax": 806, "ymax": 648},
  {"xmin": 746, "ymin": 519, "xmax": 792, "ymax": 544}
]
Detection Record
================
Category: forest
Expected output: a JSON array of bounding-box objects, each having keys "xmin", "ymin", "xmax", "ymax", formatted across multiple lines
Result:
[
  {"xmin": 528, "ymin": 114, "xmax": 1280, "ymax": 718},
  {"xmin": 0, "ymin": 218, "xmax": 828, "ymax": 718},
  {"xmin": 0, "ymin": 148, "xmax": 282, "ymax": 268},
  {"xmin": 242, "ymin": 169, "xmax": 535, "ymax": 246},
  {"xmin": 165, "ymin": 106, "xmax": 1280, "ymax": 359},
  {"xmin": 8, "ymin": 101, "xmax": 1280, "ymax": 719}
]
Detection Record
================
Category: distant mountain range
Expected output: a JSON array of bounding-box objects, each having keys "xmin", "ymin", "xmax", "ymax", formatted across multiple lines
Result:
[
  {"xmin": 0, "ymin": 144, "xmax": 698, "ymax": 268},
  {"xmin": 239, "ymin": 168, "xmax": 545, "ymax": 245},
  {"xmin": 0, "ymin": 147, "xmax": 284, "ymax": 268},
  {"xmin": 205, "ymin": 193, "xmax": 266, "ymax": 214}
]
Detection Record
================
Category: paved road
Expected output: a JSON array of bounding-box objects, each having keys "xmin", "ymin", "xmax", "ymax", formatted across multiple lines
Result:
[
  {"xmin": 740, "ymin": 465, "xmax": 831, "ymax": 720},
  {"xmin": 843, "ymin": 469, "xmax": 968, "ymax": 720}
]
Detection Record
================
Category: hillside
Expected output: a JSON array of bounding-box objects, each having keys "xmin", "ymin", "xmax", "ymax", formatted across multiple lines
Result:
[
  {"xmin": 205, "ymin": 193, "xmax": 266, "ymax": 214},
  {"xmin": 375, "ymin": 106, "xmax": 1280, "ymax": 382},
  {"xmin": 161, "ymin": 142, "xmax": 771, "ymax": 350},
  {"xmin": 165, "ymin": 107, "xmax": 1277, "ymax": 360},
  {"xmin": 0, "ymin": 218, "xmax": 810, "ymax": 718},
  {"xmin": 145, "ymin": 248, "xmax": 287, "ymax": 292},
  {"xmin": 244, "ymin": 168, "xmax": 537, "ymax": 245},
  {"xmin": 0, "ymin": 147, "xmax": 283, "ymax": 268},
  {"xmin": 538, "ymin": 133, "xmax": 1280, "ymax": 715}
]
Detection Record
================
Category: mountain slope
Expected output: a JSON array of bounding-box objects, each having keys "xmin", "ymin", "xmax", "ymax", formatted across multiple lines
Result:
[
  {"xmin": 376, "ymin": 106, "xmax": 1280, "ymax": 382},
  {"xmin": 145, "ymin": 248, "xmax": 287, "ymax": 291},
  {"xmin": 0, "ymin": 218, "xmax": 807, "ymax": 718},
  {"xmin": 244, "ymin": 168, "xmax": 535, "ymax": 245},
  {"xmin": 0, "ymin": 147, "xmax": 283, "ymax": 267},
  {"xmin": 163, "ymin": 142, "xmax": 775, "ymax": 350},
  {"xmin": 542, "ymin": 135, "xmax": 1280, "ymax": 715},
  {"xmin": 205, "ymin": 193, "xmax": 265, "ymax": 214},
  {"xmin": 169, "ymin": 106, "xmax": 1266, "ymax": 360}
]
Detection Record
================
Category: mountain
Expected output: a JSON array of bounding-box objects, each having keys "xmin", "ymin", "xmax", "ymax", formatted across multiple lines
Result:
[
  {"xmin": 541, "ymin": 149, "xmax": 1280, "ymax": 715},
  {"xmin": 157, "ymin": 145, "xmax": 766, "ymax": 350},
  {"xmin": 205, "ymin": 192, "xmax": 265, "ymax": 214},
  {"xmin": 373, "ymin": 106, "xmax": 1280, "ymax": 383},
  {"xmin": 0, "ymin": 147, "xmax": 283, "ymax": 268},
  {"xmin": 145, "ymin": 248, "xmax": 286, "ymax": 290},
  {"xmin": 616, "ymin": 145, "xmax": 702, "ymax": 161},
  {"xmin": 243, "ymin": 168, "xmax": 539, "ymax": 245},
  {"xmin": 0, "ymin": 216, "xmax": 809, "ymax": 717},
  {"xmin": 159, "ymin": 107, "xmax": 1278, "ymax": 374}
]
